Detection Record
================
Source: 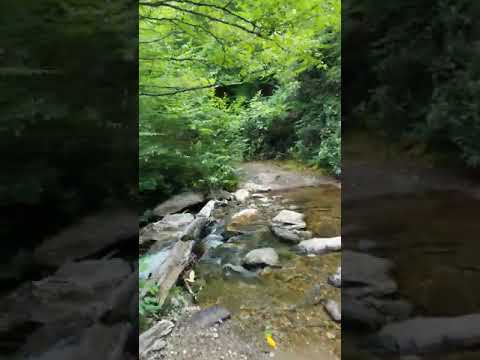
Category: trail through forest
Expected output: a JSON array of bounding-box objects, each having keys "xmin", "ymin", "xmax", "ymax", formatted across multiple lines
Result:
[{"xmin": 140, "ymin": 161, "xmax": 341, "ymax": 360}]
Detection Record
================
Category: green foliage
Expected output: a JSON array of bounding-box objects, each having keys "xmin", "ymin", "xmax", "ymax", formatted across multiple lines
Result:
[
  {"xmin": 239, "ymin": 31, "xmax": 341, "ymax": 175},
  {"xmin": 345, "ymin": 0, "xmax": 480, "ymax": 168},
  {"xmin": 140, "ymin": 0, "xmax": 341, "ymax": 199}
]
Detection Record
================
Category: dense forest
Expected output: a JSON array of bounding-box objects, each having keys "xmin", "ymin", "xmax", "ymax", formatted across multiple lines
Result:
[
  {"xmin": 139, "ymin": 0, "xmax": 341, "ymax": 203},
  {"xmin": 344, "ymin": 0, "xmax": 480, "ymax": 168}
]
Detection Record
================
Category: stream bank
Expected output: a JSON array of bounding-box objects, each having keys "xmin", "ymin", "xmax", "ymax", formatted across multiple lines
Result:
[{"xmin": 139, "ymin": 161, "xmax": 341, "ymax": 360}]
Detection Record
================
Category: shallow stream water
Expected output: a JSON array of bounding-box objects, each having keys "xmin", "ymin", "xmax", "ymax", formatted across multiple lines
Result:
[{"xmin": 196, "ymin": 185, "xmax": 341, "ymax": 358}]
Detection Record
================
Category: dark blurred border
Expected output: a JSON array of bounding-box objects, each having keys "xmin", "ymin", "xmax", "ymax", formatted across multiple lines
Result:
[
  {"xmin": 343, "ymin": 1, "xmax": 480, "ymax": 359},
  {"xmin": 0, "ymin": 1, "xmax": 139, "ymax": 358}
]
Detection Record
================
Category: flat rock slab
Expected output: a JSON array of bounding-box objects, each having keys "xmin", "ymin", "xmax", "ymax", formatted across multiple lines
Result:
[
  {"xmin": 34, "ymin": 208, "xmax": 137, "ymax": 267},
  {"xmin": 370, "ymin": 314, "xmax": 480, "ymax": 354},
  {"xmin": 140, "ymin": 320, "xmax": 174, "ymax": 357},
  {"xmin": 153, "ymin": 192, "xmax": 205, "ymax": 217},
  {"xmin": 139, "ymin": 213, "xmax": 194, "ymax": 244},
  {"xmin": 188, "ymin": 305, "xmax": 231, "ymax": 328},
  {"xmin": 243, "ymin": 247, "xmax": 279, "ymax": 268},
  {"xmin": 298, "ymin": 236, "xmax": 341, "ymax": 255}
]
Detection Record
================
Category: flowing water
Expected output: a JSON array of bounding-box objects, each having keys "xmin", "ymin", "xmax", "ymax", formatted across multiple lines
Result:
[{"xmin": 195, "ymin": 185, "xmax": 341, "ymax": 358}]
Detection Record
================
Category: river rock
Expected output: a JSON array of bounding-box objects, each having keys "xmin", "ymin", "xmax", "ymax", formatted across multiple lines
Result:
[
  {"xmin": 140, "ymin": 320, "xmax": 174, "ymax": 358},
  {"xmin": 222, "ymin": 263, "xmax": 257, "ymax": 278},
  {"xmin": 328, "ymin": 266, "xmax": 341, "ymax": 287},
  {"xmin": 197, "ymin": 200, "xmax": 217, "ymax": 218},
  {"xmin": 34, "ymin": 208, "xmax": 137, "ymax": 267},
  {"xmin": 272, "ymin": 210, "xmax": 306, "ymax": 228},
  {"xmin": 243, "ymin": 247, "xmax": 279, "ymax": 268},
  {"xmin": 343, "ymin": 250, "xmax": 397, "ymax": 297},
  {"xmin": 234, "ymin": 189, "xmax": 250, "ymax": 202},
  {"xmin": 188, "ymin": 305, "xmax": 231, "ymax": 328},
  {"xmin": 297, "ymin": 236, "xmax": 341, "ymax": 255},
  {"xmin": 369, "ymin": 314, "xmax": 480, "ymax": 354},
  {"xmin": 271, "ymin": 225, "xmax": 312, "ymax": 243},
  {"xmin": 343, "ymin": 295, "xmax": 413, "ymax": 330},
  {"xmin": 227, "ymin": 208, "xmax": 259, "ymax": 231},
  {"xmin": 153, "ymin": 192, "xmax": 205, "ymax": 217},
  {"xmin": 208, "ymin": 189, "xmax": 233, "ymax": 201},
  {"xmin": 139, "ymin": 213, "xmax": 194, "ymax": 244},
  {"xmin": 324, "ymin": 299, "xmax": 341, "ymax": 322}
]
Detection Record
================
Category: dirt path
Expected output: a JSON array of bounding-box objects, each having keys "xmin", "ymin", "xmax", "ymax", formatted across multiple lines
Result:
[{"xmin": 238, "ymin": 161, "xmax": 339, "ymax": 191}]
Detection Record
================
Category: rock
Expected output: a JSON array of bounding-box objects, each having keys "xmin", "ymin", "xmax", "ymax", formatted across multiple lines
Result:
[
  {"xmin": 272, "ymin": 210, "xmax": 306, "ymax": 228},
  {"xmin": 208, "ymin": 189, "xmax": 233, "ymax": 201},
  {"xmin": 251, "ymin": 193, "xmax": 267, "ymax": 199},
  {"xmin": 234, "ymin": 189, "xmax": 250, "ymax": 202},
  {"xmin": 343, "ymin": 295, "xmax": 387, "ymax": 330},
  {"xmin": 222, "ymin": 264, "xmax": 257, "ymax": 278},
  {"xmin": 369, "ymin": 314, "xmax": 480, "ymax": 354},
  {"xmin": 243, "ymin": 248, "xmax": 279, "ymax": 268},
  {"xmin": 342, "ymin": 251, "xmax": 397, "ymax": 297},
  {"xmin": 34, "ymin": 208, "xmax": 137, "ymax": 267},
  {"xmin": 180, "ymin": 216, "xmax": 208, "ymax": 241},
  {"xmin": 227, "ymin": 208, "xmax": 259, "ymax": 231},
  {"xmin": 297, "ymin": 236, "xmax": 341, "ymax": 255},
  {"xmin": 244, "ymin": 182, "xmax": 271, "ymax": 193},
  {"xmin": 197, "ymin": 200, "xmax": 217, "ymax": 218},
  {"xmin": 140, "ymin": 320, "xmax": 174, "ymax": 357},
  {"xmin": 17, "ymin": 322, "xmax": 131, "ymax": 360},
  {"xmin": 188, "ymin": 305, "xmax": 231, "ymax": 328},
  {"xmin": 324, "ymin": 300, "xmax": 341, "ymax": 322},
  {"xmin": 139, "ymin": 213, "xmax": 194, "ymax": 244},
  {"xmin": 142, "ymin": 240, "xmax": 194, "ymax": 308},
  {"xmin": 271, "ymin": 225, "xmax": 312, "ymax": 243},
  {"xmin": 328, "ymin": 266, "xmax": 341, "ymax": 288},
  {"xmin": 153, "ymin": 192, "xmax": 205, "ymax": 217},
  {"xmin": 28, "ymin": 259, "xmax": 131, "ymax": 325},
  {"xmin": 343, "ymin": 295, "xmax": 412, "ymax": 330}
]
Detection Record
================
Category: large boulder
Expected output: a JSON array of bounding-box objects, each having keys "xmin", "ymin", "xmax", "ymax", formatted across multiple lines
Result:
[
  {"xmin": 153, "ymin": 191, "xmax": 205, "ymax": 217},
  {"xmin": 243, "ymin": 247, "xmax": 279, "ymax": 268},
  {"xmin": 297, "ymin": 236, "xmax": 341, "ymax": 255},
  {"xmin": 139, "ymin": 213, "xmax": 194, "ymax": 244}
]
